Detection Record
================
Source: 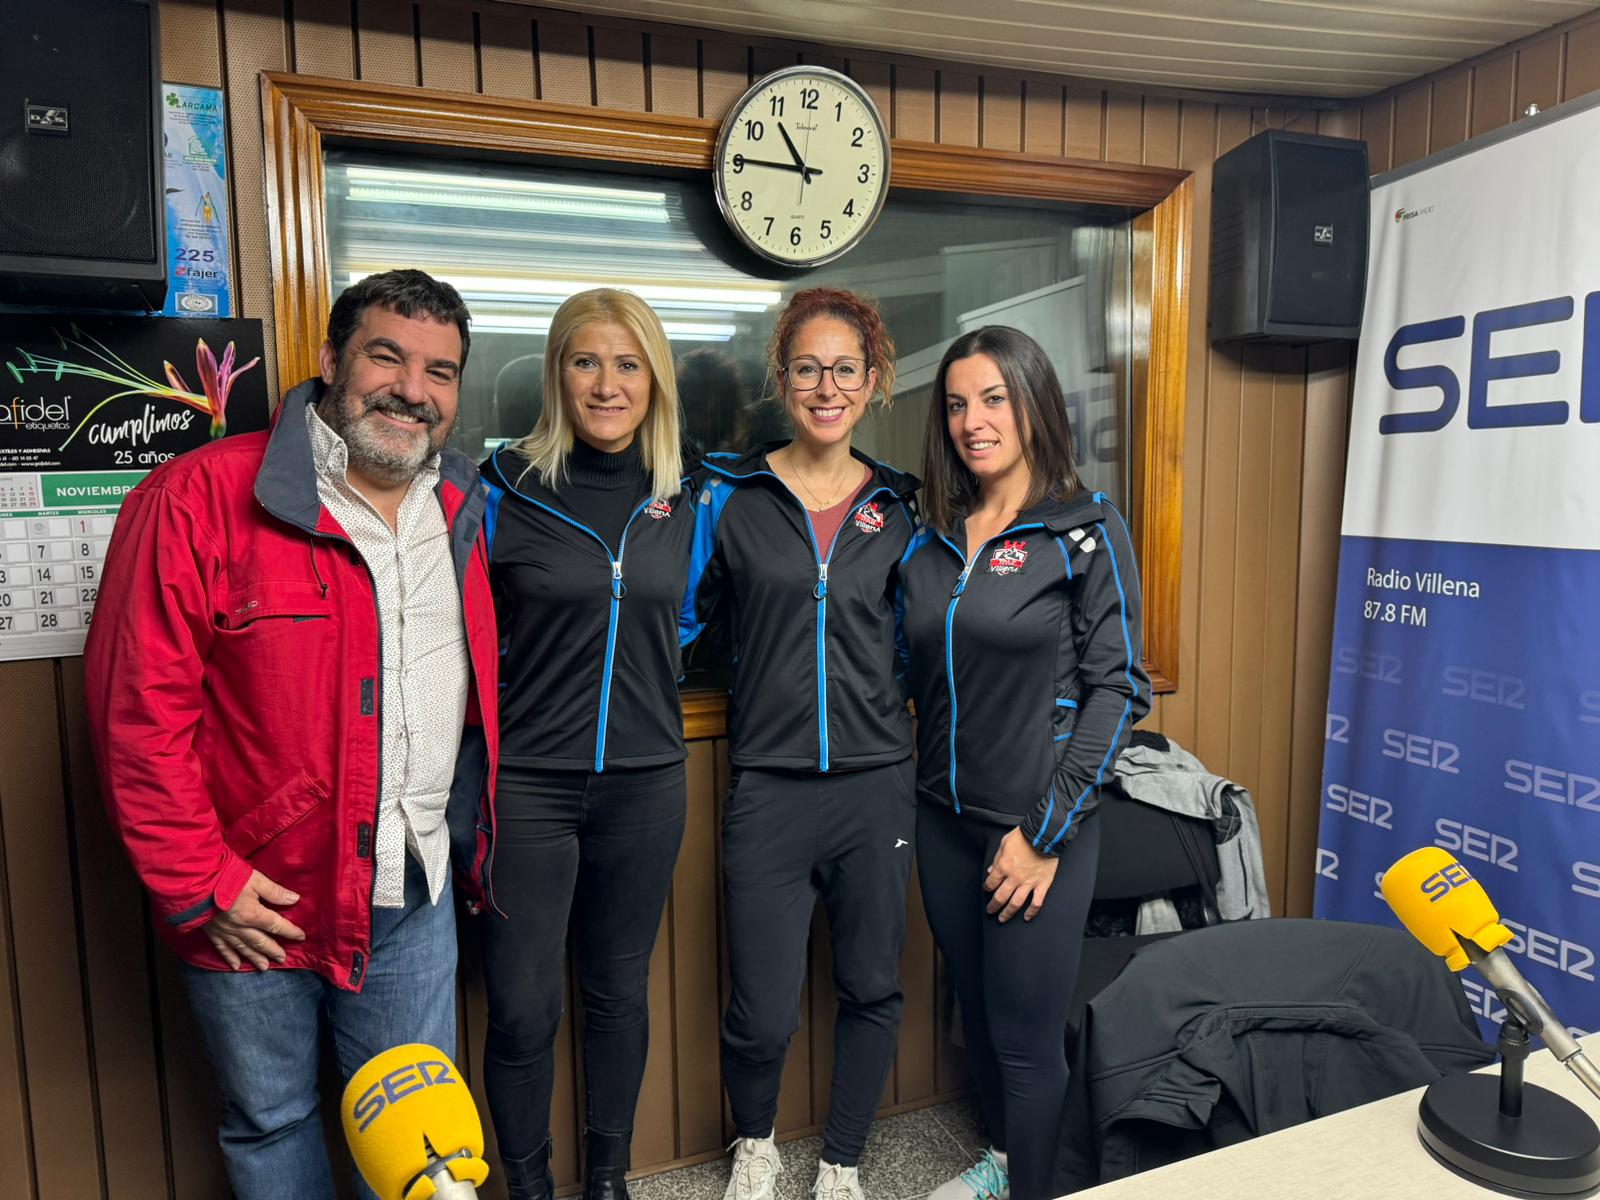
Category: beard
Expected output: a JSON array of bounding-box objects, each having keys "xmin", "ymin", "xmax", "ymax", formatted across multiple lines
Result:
[{"xmin": 318, "ymin": 374, "xmax": 450, "ymax": 485}]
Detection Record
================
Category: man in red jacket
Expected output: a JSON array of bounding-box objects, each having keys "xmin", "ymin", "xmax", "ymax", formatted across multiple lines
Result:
[{"xmin": 85, "ymin": 269, "xmax": 499, "ymax": 1200}]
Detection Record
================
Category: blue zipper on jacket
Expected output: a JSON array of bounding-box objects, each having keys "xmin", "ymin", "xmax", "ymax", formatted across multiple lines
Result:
[
  {"xmin": 704, "ymin": 461, "xmax": 895, "ymax": 773},
  {"xmin": 936, "ymin": 522, "xmax": 1046, "ymax": 813},
  {"xmin": 492, "ymin": 449, "xmax": 652, "ymax": 773}
]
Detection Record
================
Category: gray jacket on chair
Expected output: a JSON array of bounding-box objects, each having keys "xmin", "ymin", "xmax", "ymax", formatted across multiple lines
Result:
[{"xmin": 1113, "ymin": 735, "xmax": 1272, "ymax": 930}]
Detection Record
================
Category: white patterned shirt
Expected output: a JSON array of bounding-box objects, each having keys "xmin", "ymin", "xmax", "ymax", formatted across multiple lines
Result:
[{"xmin": 306, "ymin": 404, "xmax": 468, "ymax": 907}]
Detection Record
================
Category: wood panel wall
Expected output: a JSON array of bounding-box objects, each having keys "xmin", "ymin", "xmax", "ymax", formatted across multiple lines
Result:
[
  {"xmin": 1355, "ymin": 6, "xmax": 1600, "ymax": 173},
  {"xmin": 10, "ymin": 0, "xmax": 1598, "ymax": 1196}
]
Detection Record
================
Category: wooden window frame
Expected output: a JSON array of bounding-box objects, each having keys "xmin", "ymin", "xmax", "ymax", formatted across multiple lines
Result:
[{"xmin": 260, "ymin": 71, "xmax": 1191, "ymax": 738}]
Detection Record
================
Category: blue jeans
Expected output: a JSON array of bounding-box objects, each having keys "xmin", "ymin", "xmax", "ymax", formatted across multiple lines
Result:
[{"xmin": 183, "ymin": 853, "xmax": 457, "ymax": 1200}]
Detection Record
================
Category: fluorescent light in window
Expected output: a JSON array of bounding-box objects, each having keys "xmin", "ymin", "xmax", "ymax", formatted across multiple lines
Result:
[
  {"xmin": 660, "ymin": 322, "xmax": 739, "ymax": 340},
  {"xmin": 344, "ymin": 272, "xmax": 780, "ymax": 310},
  {"xmin": 470, "ymin": 314, "xmax": 737, "ymax": 341},
  {"xmin": 341, "ymin": 164, "xmax": 665, "ymax": 205},
  {"xmin": 339, "ymin": 219, "xmax": 702, "ymax": 253},
  {"xmin": 345, "ymin": 184, "xmax": 670, "ymax": 223}
]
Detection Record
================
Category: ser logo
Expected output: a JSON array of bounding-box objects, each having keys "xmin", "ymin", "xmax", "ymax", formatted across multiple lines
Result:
[
  {"xmin": 1333, "ymin": 647, "xmax": 1402, "ymax": 685},
  {"xmin": 1381, "ymin": 728, "xmax": 1460, "ymax": 774},
  {"xmin": 1325, "ymin": 784, "xmax": 1393, "ymax": 829},
  {"xmin": 1325, "ymin": 713, "xmax": 1351, "ymax": 744},
  {"xmin": 1582, "ymin": 689, "xmax": 1600, "ymax": 727},
  {"xmin": 1573, "ymin": 861, "xmax": 1600, "ymax": 899},
  {"xmin": 1378, "ymin": 291, "xmax": 1600, "ymax": 435},
  {"xmin": 1442, "ymin": 667, "xmax": 1525, "ymax": 709},
  {"xmin": 1418, "ymin": 859, "xmax": 1474, "ymax": 902},
  {"xmin": 1504, "ymin": 760, "xmax": 1600, "ymax": 811},
  {"xmin": 1461, "ymin": 978, "xmax": 1508, "ymax": 1025},
  {"xmin": 1316, "ymin": 849, "xmax": 1339, "ymax": 881},
  {"xmin": 349, "ymin": 1059, "xmax": 457, "ymax": 1133},
  {"xmin": 1434, "ymin": 818, "xmax": 1518, "ymax": 871},
  {"xmin": 1501, "ymin": 919, "xmax": 1596, "ymax": 981}
]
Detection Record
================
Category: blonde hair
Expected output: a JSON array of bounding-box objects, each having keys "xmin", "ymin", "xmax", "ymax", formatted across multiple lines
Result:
[{"xmin": 512, "ymin": 288, "xmax": 683, "ymax": 501}]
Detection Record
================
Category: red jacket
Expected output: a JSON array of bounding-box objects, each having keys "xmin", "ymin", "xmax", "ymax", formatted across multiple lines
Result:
[{"xmin": 84, "ymin": 379, "xmax": 500, "ymax": 990}]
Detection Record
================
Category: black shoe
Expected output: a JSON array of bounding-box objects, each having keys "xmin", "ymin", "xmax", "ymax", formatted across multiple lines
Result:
[
  {"xmin": 584, "ymin": 1129, "xmax": 632, "ymax": 1200},
  {"xmin": 503, "ymin": 1138, "xmax": 556, "ymax": 1200},
  {"xmin": 584, "ymin": 1164, "xmax": 630, "ymax": 1200}
]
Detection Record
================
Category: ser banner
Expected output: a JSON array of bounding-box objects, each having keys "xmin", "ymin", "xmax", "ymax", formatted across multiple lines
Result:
[{"xmin": 1313, "ymin": 102, "xmax": 1600, "ymax": 1041}]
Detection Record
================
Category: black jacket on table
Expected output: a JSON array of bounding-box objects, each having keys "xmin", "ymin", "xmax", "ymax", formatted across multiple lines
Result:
[
  {"xmin": 1060, "ymin": 919, "xmax": 1495, "ymax": 1186},
  {"xmin": 900, "ymin": 489, "xmax": 1152, "ymax": 852},
  {"xmin": 482, "ymin": 445, "xmax": 695, "ymax": 773},
  {"xmin": 684, "ymin": 443, "xmax": 920, "ymax": 773}
]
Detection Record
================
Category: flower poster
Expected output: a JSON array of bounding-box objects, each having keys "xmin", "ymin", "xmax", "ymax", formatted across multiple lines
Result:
[{"xmin": 0, "ymin": 316, "xmax": 268, "ymax": 660}]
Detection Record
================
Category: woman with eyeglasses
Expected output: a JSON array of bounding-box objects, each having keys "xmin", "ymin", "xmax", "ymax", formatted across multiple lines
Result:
[{"xmin": 685, "ymin": 288, "xmax": 920, "ymax": 1200}]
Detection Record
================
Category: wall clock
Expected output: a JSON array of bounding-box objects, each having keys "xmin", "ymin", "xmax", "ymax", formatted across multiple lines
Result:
[{"xmin": 712, "ymin": 65, "xmax": 891, "ymax": 267}]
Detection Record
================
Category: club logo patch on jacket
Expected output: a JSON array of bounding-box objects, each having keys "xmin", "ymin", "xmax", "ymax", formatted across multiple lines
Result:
[
  {"xmin": 644, "ymin": 498, "xmax": 674, "ymax": 520},
  {"xmin": 853, "ymin": 502, "xmax": 884, "ymax": 534},
  {"xmin": 988, "ymin": 539, "xmax": 1029, "ymax": 575}
]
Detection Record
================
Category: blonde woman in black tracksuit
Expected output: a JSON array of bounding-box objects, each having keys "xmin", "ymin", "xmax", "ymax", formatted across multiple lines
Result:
[
  {"xmin": 686, "ymin": 288, "xmax": 919, "ymax": 1200},
  {"xmin": 479, "ymin": 288, "xmax": 695, "ymax": 1200},
  {"xmin": 900, "ymin": 326, "xmax": 1151, "ymax": 1200}
]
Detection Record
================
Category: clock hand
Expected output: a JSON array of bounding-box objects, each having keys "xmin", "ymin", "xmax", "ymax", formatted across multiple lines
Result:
[
  {"xmin": 737, "ymin": 155, "xmax": 808, "ymax": 175},
  {"xmin": 777, "ymin": 121, "xmax": 806, "ymax": 169},
  {"xmin": 798, "ymin": 124, "xmax": 816, "ymax": 201}
]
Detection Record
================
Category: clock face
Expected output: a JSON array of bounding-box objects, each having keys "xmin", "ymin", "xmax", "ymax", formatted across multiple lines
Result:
[{"xmin": 714, "ymin": 67, "xmax": 890, "ymax": 267}]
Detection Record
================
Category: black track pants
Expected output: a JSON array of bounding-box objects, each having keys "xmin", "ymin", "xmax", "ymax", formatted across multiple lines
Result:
[{"xmin": 720, "ymin": 759, "xmax": 916, "ymax": 1166}]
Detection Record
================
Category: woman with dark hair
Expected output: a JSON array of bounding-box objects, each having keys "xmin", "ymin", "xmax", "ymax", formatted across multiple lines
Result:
[
  {"xmin": 685, "ymin": 288, "xmax": 920, "ymax": 1200},
  {"xmin": 900, "ymin": 326, "xmax": 1151, "ymax": 1200}
]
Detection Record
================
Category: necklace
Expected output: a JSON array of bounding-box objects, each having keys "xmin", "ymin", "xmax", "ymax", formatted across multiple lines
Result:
[{"xmin": 785, "ymin": 454, "xmax": 859, "ymax": 511}]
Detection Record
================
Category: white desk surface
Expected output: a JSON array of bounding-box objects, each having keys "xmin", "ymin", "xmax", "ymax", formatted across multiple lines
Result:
[{"xmin": 1068, "ymin": 1034, "xmax": 1600, "ymax": 1199}]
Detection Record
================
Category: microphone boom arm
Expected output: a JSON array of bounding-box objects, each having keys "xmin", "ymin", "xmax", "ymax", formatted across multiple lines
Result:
[{"xmin": 1461, "ymin": 937, "xmax": 1600, "ymax": 1103}]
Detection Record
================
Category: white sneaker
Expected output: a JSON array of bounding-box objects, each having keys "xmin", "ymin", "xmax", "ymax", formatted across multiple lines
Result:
[
  {"xmin": 812, "ymin": 1161, "xmax": 864, "ymax": 1200},
  {"xmin": 725, "ymin": 1133, "xmax": 782, "ymax": 1200},
  {"xmin": 928, "ymin": 1147, "xmax": 1009, "ymax": 1200}
]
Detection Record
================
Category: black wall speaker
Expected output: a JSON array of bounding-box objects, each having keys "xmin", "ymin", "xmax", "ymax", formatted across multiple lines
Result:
[
  {"xmin": 0, "ymin": 0, "xmax": 167, "ymax": 310},
  {"xmin": 1209, "ymin": 129, "xmax": 1369, "ymax": 344}
]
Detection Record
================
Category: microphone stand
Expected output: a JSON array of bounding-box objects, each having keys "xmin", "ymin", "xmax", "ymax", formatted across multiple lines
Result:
[
  {"xmin": 1418, "ymin": 1015, "xmax": 1600, "ymax": 1195},
  {"xmin": 410, "ymin": 1144, "xmax": 482, "ymax": 1199}
]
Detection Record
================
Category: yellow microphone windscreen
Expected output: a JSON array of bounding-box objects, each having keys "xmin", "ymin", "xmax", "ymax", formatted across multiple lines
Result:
[
  {"xmin": 1381, "ymin": 847, "xmax": 1513, "ymax": 971},
  {"xmin": 341, "ymin": 1044, "xmax": 490, "ymax": 1200}
]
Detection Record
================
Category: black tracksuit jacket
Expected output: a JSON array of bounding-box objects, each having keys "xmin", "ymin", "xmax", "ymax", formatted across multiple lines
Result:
[
  {"xmin": 685, "ymin": 443, "xmax": 920, "ymax": 773},
  {"xmin": 900, "ymin": 490, "xmax": 1152, "ymax": 851},
  {"xmin": 481, "ymin": 445, "xmax": 696, "ymax": 772}
]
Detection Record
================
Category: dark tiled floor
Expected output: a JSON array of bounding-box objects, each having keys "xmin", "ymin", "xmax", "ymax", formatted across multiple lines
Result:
[{"xmin": 628, "ymin": 1100, "xmax": 988, "ymax": 1200}]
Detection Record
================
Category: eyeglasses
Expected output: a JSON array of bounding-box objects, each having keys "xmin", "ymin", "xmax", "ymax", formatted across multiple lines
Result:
[{"xmin": 783, "ymin": 357, "xmax": 868, "ymax": 392}]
